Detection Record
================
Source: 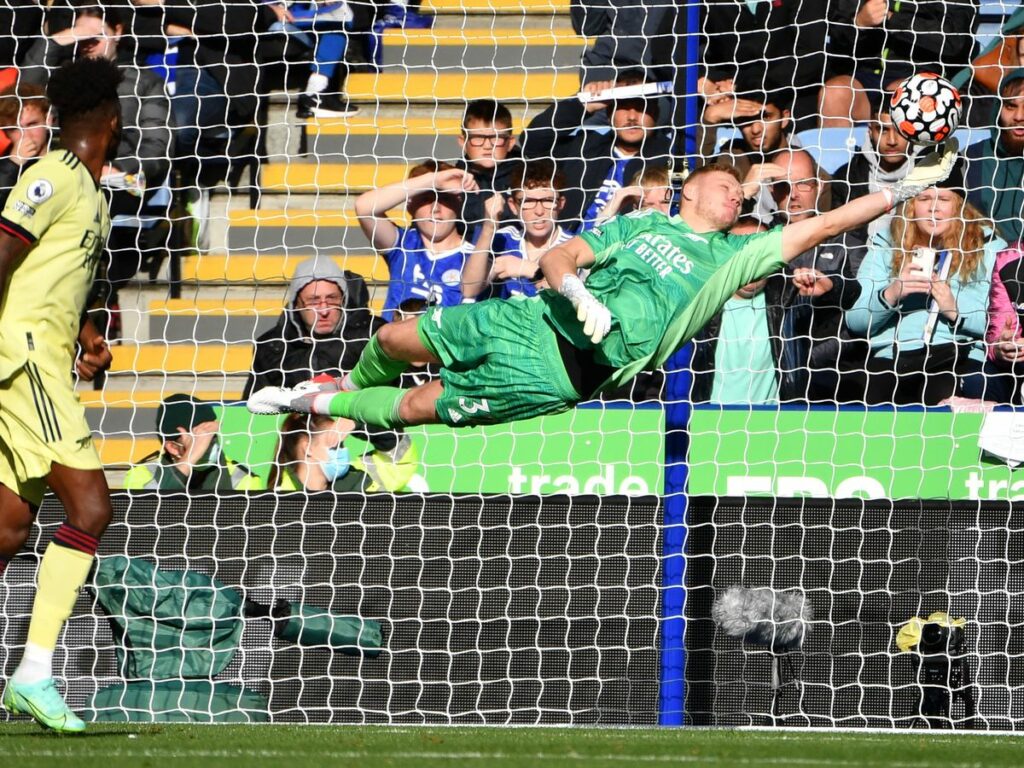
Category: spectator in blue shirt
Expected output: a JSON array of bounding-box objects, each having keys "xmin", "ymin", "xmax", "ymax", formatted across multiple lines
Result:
[
  {"xmin": 462, "ymin": 159, "xmax": 574, "ymax": 302},
  {"xmin": 846, "ymin": 171, "xmax": 1004, "ymax": 405},
  {"xmin": 354, "ymin": 160, "xmax": 476, "ymax": 321}
]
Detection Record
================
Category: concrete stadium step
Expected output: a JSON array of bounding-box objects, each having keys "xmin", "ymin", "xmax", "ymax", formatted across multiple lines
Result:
[
  {"xmin": 303, "ymin": 115, "xmax": 471, "ymax": 162},
  {"xmin": 346, "ymin": 70, "xmax": 578, "ymax": 103},
  {"xmin": 424, "ymin": 0, "xmax": 569, "ymax": 13},
  {"xmin": 148, "ymin": 299, "xmax": 282, "ymax": 344},
  {"xmin": 225, "ymin": 209, "xmax": 406, "ymax": 255},
  {"xmin": 148, "ymin": 295, "xmax": 388, "ymax": 343},
  {"xmin": 99, "ymin": 371, "xmax": 250, "ymax": 393},
  {"xmin": 262, "ymin": 163, "xmax": 410, "ymax": 194},
  {"xmin": 110, "ymin": 343, "xmax": 254, "ymax": 375},
  {"xmin": 83, "ymin": 389, "xmax": 243, "ymax": 439},
  {"xmin": 379, "ymin": 27, "xmax": 586, "ymax": 69},
  {"xmin": 183, "ymin": 253, "xmax": 390, "ymax": 284},
  {"xmin": 95, "ymin": 437, "xmax": 162, "ymax": 467}
]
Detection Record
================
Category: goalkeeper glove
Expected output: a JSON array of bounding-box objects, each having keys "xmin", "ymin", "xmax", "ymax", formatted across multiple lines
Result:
[
  {"xmin": 890, "ymin": 138, "xmax": 960, "ymax": 204},
  {"xmin": 559, "ymin": 273, "xmax": 612, "ymax": 344}
]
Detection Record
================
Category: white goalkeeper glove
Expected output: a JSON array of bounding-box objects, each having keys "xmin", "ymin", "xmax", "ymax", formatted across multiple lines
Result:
[
  {"xmin": 559, "ymin": 273, "xmax": 612, "ymax": 344},
  {"xmin": 890, "ymin": 138, "xmax": 960, "ymax": 204}
]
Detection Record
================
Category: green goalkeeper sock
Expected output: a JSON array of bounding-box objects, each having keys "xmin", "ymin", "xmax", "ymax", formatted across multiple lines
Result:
[
  {"xmin": 349, "ymin": 336, "xmax": 410, "ymax": 389},
  {"xmin": 318, "ymin": 386, "xmax": 408, "ymax": 428}
]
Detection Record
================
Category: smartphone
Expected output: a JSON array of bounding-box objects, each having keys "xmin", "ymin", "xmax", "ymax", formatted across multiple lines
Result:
[{"xmin": 911, "ymin": 247, "xmax": 936, "ymax": 276}]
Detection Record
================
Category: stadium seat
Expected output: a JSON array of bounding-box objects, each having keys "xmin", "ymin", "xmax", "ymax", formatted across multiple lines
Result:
[{"xmin": 795, "ymin": 127, "xmax": 867, "ymax": 174}]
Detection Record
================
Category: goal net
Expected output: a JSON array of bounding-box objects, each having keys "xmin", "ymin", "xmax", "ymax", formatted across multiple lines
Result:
[{"xmin": 0, "ymin": 0, "xmax": 1022, "ymax": 729}]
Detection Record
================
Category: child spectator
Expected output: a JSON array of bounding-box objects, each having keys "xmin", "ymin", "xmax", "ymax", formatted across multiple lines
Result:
[
  {"xmin": 454, "ymin": 99, "xmax": 520, "ymax": 234},
  {"xmin": 462, "ymin": 159, "xmax": 573, "ymax": 302},
  {"xmin": 519, "ymin": 68, "xmax": 672, "ymax": 231},
  {"xmin": 594, "ymin": 165, "xmax": 673, "ymax": 224},
  {"xmin": 0, "ymin": 84, "xmax": 49, "ymax": 208},
  {"xmin": 846, "ymin": 169, "xmax": 1004, "ymax": 405},
  {"xmin": 354, "ymin": 160, "xmax": 476, "ymax": 321}
]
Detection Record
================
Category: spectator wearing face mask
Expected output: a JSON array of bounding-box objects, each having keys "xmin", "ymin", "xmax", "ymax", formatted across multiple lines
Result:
[
  {"xmin": 123, "ymin": 395, "xmax": 263, "ymax": 492},
  {"xmin": 270, "ymin": 413, "xmax": 424, "ymax": 493}
]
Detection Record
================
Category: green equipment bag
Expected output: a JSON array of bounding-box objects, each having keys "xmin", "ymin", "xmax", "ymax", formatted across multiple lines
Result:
[
  {"xmin": 91, "ymin": 555, "xmax": 245, "ymax": 679},
  {"xmin": 83, "ymin": 680, "xmax": 270, "ymax": 723}
]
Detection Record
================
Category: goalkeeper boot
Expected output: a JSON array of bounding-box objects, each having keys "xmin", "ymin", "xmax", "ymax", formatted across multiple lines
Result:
[
  {"xmin": 2, "ymin": 678, "xmax": 86, "ymax": 733},
  {"xmin": 247, "ymin": 379, "xmax": 335, "ymax": 415}
]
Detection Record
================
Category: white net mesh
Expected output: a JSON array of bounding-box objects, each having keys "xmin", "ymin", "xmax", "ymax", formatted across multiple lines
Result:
[{"xmin": 0, "ymin": 0, "xmax": 1022, "ymax": 730}]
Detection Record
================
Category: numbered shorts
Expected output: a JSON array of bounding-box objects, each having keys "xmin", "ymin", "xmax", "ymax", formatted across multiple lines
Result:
[
  {"xmin": 0, "ymin": 357, "xmax": 100, "ymax": 506},
  {"xmin": 416, "ymin": 299, "xmax": 580, "ymax": 427}
]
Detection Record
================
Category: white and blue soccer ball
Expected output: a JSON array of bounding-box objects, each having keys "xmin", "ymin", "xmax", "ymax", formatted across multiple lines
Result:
[{"xmin": 889, "ymin": 72, "xmax": 962, "ymax": 146}]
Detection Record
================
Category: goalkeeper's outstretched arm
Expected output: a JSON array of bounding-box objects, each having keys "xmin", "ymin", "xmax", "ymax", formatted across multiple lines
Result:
[{"xmin": 780, "ymin": 139, "xmax": 959, "ymax": 262}]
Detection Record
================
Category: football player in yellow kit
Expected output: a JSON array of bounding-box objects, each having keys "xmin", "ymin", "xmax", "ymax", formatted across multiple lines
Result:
[{"xmin": 0, "ymin": 57, "xmax": 120, "ymax": 733}]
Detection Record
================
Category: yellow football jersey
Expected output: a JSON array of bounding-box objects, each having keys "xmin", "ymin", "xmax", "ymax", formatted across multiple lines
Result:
[{"xmin": 0, "ymin": 149, "xmax": 109, "ymax": 380}]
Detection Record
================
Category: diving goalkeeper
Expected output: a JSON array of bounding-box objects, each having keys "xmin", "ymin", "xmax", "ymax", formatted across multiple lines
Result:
[{"xmin": 248, "ymin": 145, "xmax": 959, "ymax": 428}]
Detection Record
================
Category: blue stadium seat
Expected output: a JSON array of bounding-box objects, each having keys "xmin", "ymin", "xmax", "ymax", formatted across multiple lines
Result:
[
  {"xmin": 954, "ymin": 127, "xmax": 991, "ymax": 149},
  {"xmin": 795, "ymin": 127, "xmax": 867, "ymax": 174}
]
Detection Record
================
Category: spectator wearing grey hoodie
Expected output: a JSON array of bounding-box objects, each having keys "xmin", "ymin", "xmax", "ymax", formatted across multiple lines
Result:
[{"xmin": 243, "ymin": 257, "xmax": 381, "ymax": 399}]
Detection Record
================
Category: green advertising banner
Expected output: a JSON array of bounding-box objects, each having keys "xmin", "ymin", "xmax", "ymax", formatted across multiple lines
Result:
[
  {"xmin": 216, "ymin": 405, "xmax": 665, "ymax": 495},
  {"xmin": 688, "ymin": 406, "xmax": 1024, "ymax": 501}
]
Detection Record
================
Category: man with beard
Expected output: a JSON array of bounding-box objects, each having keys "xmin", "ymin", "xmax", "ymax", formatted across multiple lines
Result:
[
  {"xmin": 0, "ymin": 57, "xmax": 118, "ymax": 732},
  {"xmin": 966, "ymin": 70, "xmax": 1024, "ymax": 242},
  {"xmin": 247, "ymin": 144, "xmax": 960, "ymax": 430},
  {"xmin": 518, "ymin": 68, "xmax": 672, "ymax": 232}
]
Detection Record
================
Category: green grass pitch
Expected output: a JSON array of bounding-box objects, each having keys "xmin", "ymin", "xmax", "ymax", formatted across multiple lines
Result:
[{"xmin": 1, "ymin": 724, "xmax": 1022, "ymax": 767}]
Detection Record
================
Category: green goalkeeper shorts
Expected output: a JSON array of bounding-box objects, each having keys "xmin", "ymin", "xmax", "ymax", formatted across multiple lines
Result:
[{"xmin": 416, "ymin": 298, "xmax": 581, "ymax": 427}]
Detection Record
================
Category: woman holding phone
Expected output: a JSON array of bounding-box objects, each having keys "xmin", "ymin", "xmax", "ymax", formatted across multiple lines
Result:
[{"xmin": 845, "ymin": 164, "xmax": 1005, "ymax": 404}]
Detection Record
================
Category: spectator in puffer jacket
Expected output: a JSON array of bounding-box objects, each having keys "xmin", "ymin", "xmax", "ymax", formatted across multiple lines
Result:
[{"xmin": 984, "ymin": 244, "xmax": 1024, "ymax": 403}]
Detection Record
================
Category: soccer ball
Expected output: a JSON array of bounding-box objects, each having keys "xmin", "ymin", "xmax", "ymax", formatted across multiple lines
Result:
[{"xmin": 889, "ymin": 73, "xmax": 962, "ymax": 146}]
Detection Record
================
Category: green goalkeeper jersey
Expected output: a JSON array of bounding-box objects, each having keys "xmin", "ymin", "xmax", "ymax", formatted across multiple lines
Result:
[{"xmin": 542, "ymin": 208, "xmax": 786, "ymax": 394}]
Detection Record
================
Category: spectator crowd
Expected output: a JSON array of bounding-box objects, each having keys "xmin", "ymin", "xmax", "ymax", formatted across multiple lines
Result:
[{"xmin": 6, "ymin": 0, "xmax": 1024, "ymax": 489}]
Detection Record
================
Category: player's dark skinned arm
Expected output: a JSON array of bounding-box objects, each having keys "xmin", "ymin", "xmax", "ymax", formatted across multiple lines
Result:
[{"xmin": 0, "ymin": 231, "xmax": 112, "ymax": 382}]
